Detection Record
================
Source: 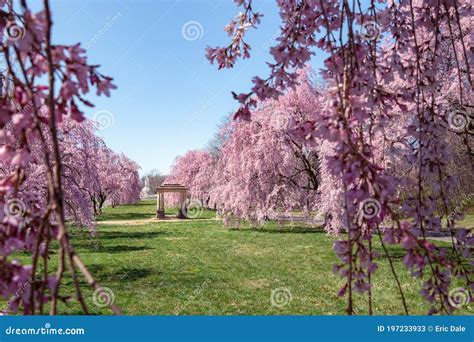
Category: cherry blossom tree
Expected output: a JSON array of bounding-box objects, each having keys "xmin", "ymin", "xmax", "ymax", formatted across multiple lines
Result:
[
  {"xmin": 110, "ymin": 153, "xmax": 141, "ymax": 206},
  {"xmin": 0, "ymin": 0, "xmax": 121, "ymax": 315},
  {"xmin": 166, "ymin": 150, "xmax": 216, "ymax": 207},
  {"xmin": 210, "ymin": 70, "xmax": 320, "ymax": 223},
  {"xmin": 91, "ymin": 147, "xmax": 141, "ymax": 214},
  {"xmin": 209, "ymin": 0, "xmax": 473, "ymax": 314},
  {"xmin": 57, "ymin": 119, "xmax": 103, "ymax": 228}
]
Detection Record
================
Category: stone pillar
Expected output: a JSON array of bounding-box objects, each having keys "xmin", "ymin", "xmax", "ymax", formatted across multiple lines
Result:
[
  {"xmin": 157, "ymin": 191, "xmax": 165, "ymax": 219},
  {"xmin": 177, "ymin": 190, "xmax": 187, "ymax": 219}
]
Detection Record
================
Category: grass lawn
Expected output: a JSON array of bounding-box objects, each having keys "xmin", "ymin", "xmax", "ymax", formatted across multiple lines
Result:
[{"xmin": 5, "ymin": 200, "xmax": 473, "ymax": 315}]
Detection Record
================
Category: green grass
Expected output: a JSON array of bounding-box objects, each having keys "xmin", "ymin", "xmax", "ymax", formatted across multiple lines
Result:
[
  {"xmin": 459, "ymin": 206, "xmax": 474, "ymax": 229},
  {"xmin": 5, "ymin": 200, "xmax": 473, "ymax": 315}
]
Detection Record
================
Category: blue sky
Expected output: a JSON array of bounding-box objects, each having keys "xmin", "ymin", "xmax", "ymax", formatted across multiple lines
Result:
[{"xmin": 48, "ymin": 0, "xmax": 324, "ymax": 174}]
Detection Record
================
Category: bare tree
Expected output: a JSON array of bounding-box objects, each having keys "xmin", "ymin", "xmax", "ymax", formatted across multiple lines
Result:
[{"xmin": 142, "ymin": 169, "xmax": 167, "ymax": 194}]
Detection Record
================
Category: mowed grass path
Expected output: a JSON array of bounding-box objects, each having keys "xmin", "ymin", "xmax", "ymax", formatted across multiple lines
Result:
[{"xmin": 9, "ymin": 200, "xmax": 473, "ymax": 315}]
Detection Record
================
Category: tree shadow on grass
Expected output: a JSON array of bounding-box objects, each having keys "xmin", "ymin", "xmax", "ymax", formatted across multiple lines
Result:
[
  {"xmin": 131, "ymin": 202, "xmax": 155, "ymax": 206},
  {"xmin": 230, "ymin": 226, "xmax": 326, "ymax": 234},
  {"xmin": 90, "ymin": 245, "xmax": 152, "ymax": 254},
  {"xmin": 70, "ymin": 241, "xmax": 153, "ymax": 254},
  {"xmin": 105, "ymin": 267, "xmax": 154, "ymax": 282},
  {"xmin": 97, "ymin": 231, "xmax": 169, "ymax": 240},
  {"xmin": 83, "ymin": 263, "xmax": 107, "ymax": 276},
  {"xmin": 374, "ymin": 246, "xmax": 472, "ymax": 268},
  {"xmin": 71, "ymin": 265, "xmax": 154, "ymax": 285},
  {"xmin": 89, "ymin": 267, "xmax": 215, "ymax": 287},
  {"xmin": 96, "ymin": 212, "xmax": 155, "ymax": 221},
  {"xmin": 373, "ymin": 247, "xmax": 406, "ymax": 260}
]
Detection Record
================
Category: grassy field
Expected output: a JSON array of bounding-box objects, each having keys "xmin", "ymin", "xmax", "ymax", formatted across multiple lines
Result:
[{"xmin": 6, "ymin": 200, "xmax": 473, "ymax": 315}]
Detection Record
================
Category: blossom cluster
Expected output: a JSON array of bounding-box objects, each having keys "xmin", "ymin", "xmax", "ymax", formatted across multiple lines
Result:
[
  {"xmin": 208, "ymin": 0, "xmax": 472, "ymax": 314},
  {"xmin": 0, "ymin": 1, "xmax": 132, "ymax": 315}
]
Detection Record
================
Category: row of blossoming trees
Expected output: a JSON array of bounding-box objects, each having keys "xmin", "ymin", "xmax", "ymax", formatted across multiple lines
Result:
[
  {"xmin": 3, "ymin": 117, "xmax": 141, "ymax": 228},
  {"xmin": 168, "ymin": 0, "xmax": 473, "ymax": 315},
  {"xmin": 0, "ymin": 1, "xmax": 140, "ymax": 314},
  {"xmin": 169, "ymin": 68, "xmax": 472, "ymax": 227},
  {"xmin": 167, "ymin": 71, "xmax": 322, "ymax": 223},
  {"xmin": 0, "ymin": 0, "xmax": 472, "ymax": 316}
]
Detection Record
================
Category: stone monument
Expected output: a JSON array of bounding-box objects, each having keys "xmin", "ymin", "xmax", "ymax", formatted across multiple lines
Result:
[{"xmin": 140, "ymin": 178, "xmax": 153, "ymax": 198}]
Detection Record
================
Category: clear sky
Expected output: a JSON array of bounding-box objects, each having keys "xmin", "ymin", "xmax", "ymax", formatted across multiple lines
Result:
[{"xmin": 48, "ymin": 0, "xmax": 324, "ymax": 175}]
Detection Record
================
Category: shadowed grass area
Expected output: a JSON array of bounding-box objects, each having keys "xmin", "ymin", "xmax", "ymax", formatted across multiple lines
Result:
[
  {"xmin": 96, "ymin": 200, "xmax": 218, "ymax": 222},
  {"xmin": 5, "ymin": 200, "xmax": 473, "ymax": 315},
  {"xmin": 95, "ymin": 202, "xmax": 157, "ymax": 221}
]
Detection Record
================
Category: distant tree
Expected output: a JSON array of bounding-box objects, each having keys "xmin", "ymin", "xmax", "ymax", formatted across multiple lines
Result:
[
  {"xmin": 205, "ymin": 113, "xmax": 233, "ymax": 158},
  {"xmin": 210, "ymin": 70, "xmax": 320, "ymax": 223},
  {"xmin": 93, "ymin": 148, "xmax": 141, "ymax": 213},
  {"xmin": 141, "ymin": 169, "xmax": 166, "ymax": 194},
  {"xmin": 166, "ymin": 150, "xmax": 217, "ymax": 207}
]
